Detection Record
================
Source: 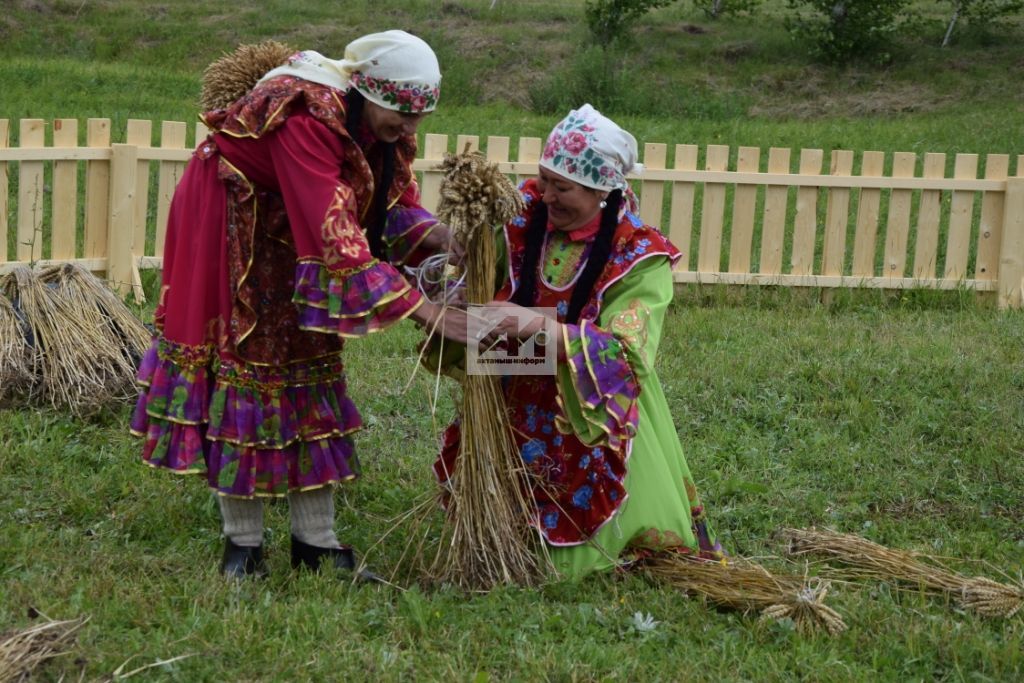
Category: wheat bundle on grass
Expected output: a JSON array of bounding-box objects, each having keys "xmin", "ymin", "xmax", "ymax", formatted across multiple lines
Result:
[
  {"xmin": 0, "ymin": 291, "xmax": 31, "ymax": 403},
  {"xmin": 1, "ymin": 265, "xmax": 150, "ymax": 414},
  {"xmin": 784, "ymin": 527, "xmax": 1023, "ymax": 619},
  {"xmin": 39, "ymin": 263, "xmax": 151, "ymax": 363},
  {"xmin": 425, "ymin": 149, "xmax": 543, "ymax": 590},
  {"xmin": 200, "ymin": 40, "xmax": 296, "ymax": 111},
  {"xmin": 0, "ymin": 615, "xmax": 87, "ymax": 683},
  {"xmin": 644, "ymin": 555, "xmax": 848, "ymax": 636}
]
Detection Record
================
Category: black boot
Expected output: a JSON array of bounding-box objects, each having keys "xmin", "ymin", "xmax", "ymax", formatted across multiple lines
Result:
[
  {"xmin": 220, "ymin": 539, "xmax": 268, "ymax": 579},
  {"xmin": 290, "ymin": 535, "xmax": 384, "ymax": 584}
]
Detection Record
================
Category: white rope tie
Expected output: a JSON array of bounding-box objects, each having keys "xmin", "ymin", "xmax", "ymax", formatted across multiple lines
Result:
[{"xmin": 405, "ymin": 252, "xmax": 466, "ymax": 305}]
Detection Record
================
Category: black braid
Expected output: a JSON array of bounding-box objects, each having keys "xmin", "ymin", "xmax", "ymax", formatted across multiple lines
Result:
[
  {"xmin": 510, "ymin": 189, "xmax": 622, "ymax": 325},
  {"xmin": 566, "ymin": 189, "xmax": 621, "ymax": 325},
  {"xmin": 343, "ymin": 88, "xmax": 365, "ymax": 137},
  {"xmin": 510, "ymin": 200, "xmax": 549, "ymax": 309},
  {"xmin": 344, "ymin": 89, "xmax": 395, "ymax": 260}
]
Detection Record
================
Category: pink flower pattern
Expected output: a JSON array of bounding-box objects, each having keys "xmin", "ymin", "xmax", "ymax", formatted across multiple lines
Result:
[
  {"xmin": 542, "ymin": 112, "xmax": 623, "ymax": 188},
  {"xmin": 350, "ymin": 72, "xmax": 439, "ymax": 113}
]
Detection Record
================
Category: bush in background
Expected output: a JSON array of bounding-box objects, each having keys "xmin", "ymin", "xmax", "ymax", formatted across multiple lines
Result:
[
  {"xmin": 694, "ymin": 0, "xmax": 761, "ymax": 19},
  {"xmin": 939, "ymin": 0, "xmax": 1024, "ymax": 45},
  {"xmin": 784, "ymin": 0, "xmax": 911, "ymax": 63},
  {"xmin": 584, "ymin": 0, "xmax": 679, "ymax": 43}
]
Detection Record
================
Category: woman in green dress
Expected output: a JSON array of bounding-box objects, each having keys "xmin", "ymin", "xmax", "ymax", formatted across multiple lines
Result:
[{"xmin": 434, "ymin": 104, "xmax": 723, "ymax": 577}]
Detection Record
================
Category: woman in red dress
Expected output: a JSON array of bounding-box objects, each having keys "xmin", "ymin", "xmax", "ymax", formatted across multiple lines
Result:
[{"xmin": 132, "ymin": 31, "xmax": 468, "ymax": 579}]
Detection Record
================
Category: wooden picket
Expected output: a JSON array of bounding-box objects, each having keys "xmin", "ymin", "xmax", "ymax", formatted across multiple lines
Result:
[
  {"xmin": 850, "ymin": 152, "xmax": 882, "ymax": 278},
  {"xmin": 945, "ymin": 154, "xmax": 979, "ymax": 280},
  {"xmin": 698, "ymin": 145, "xmax": 729, "ymax": 273},
  {"xmin": 976, "ymin": 154, "xmax": 1010, "ymax": 281},
  {"xmin": 18, "ymin": 119, "xmax": 45, "ymax": 263},
  {"xmin": 155, "ymin": 121, "xmax": 188, "ymax": 259},
  {"xmin": 913, "ymin": 153, "xmax": 946, "ymax": 280},
  {"xmin": 759, "ymin": 147, "xmax": 791, "ymax": 276},
  {"xmin": 0, "ymin": 120, "xmax": 8, "ymax": 264},
  {"xmin": 1001, "ymin": 177, "xmax": 1024, "ymax": 308},
  {"xmin": 1, "ymin": 118, "xmax": 1023, "ymax": 308},
  {"xmin": 52, "ymin": 119, "xmax": 78, "ymax": 261},
  {"xmin": 791, "ymin": 149, "xmax": 823, "ymax": 276},
  {"xmin": 821, "ymin": 150, "xmax": 853, "ymax": 277},
  {"xmin": 668, "ymin": 144, "xmax": 697, "ymax": 270},
  {"xmin": 729, "ymin": 146, "xmax": 759, "ymax": 274},
  {"xmin": 84, "ymin": 118, "xmax": 111, "ymax": 262},
  {"xmin": 639, "ymin": 143, "xmax": 666, "ymax": 230}
]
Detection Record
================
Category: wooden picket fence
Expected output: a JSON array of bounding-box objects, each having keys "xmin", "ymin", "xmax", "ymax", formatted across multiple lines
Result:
[{"xmin": 3, "ymin": 118, "xmax": 1024, "ymax": 307}]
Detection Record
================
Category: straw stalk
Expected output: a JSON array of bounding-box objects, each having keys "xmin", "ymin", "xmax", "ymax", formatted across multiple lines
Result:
[
  {"xmin": 0, "ymin": 615, "xmax": 87, "ymax": 683},
  {"xmin": 644, "ymin": 555, "xmax": 848, "ymax": 636},
  {"xmin": 785, "ymin": 527, "xmax": 1023, "ymax": 619},
  {"xmin": 0, "ymin": 264, "xmax": 150, "ymax": 414},
  {"xmin": 426, "ymin": 149, "xmax": 542, "ymax": 590}
]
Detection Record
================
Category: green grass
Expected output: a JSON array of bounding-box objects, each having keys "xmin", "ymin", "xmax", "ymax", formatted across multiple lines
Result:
[
  {"xmin": 3, "ymin": 296, "xmax": 1024, "ymax": 681},
  {"xmin": 2, "ymin": 1, "xmax": 1024, "ymax": 680},
  {"xmin": 1, "ymin": 0, "xmax": 1021, "ymax": 155}
]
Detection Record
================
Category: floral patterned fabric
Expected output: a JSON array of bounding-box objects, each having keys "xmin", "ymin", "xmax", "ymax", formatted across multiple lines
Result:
[
  {"xmin": 383, "ymin": 205, "xmax": 438, "ymax": 266},
  {"xmin": 541, "ymin": 113, "xmax": 618, "ymax": 188},
  {"xmin": 349, "ymin": 72, "xmax": 440, "ymax": 113},
  {"xmin": 132, "ymin": 340, "xmax": 362, "ymax": 497},
  {"xmin": 136, "ymin": 76, "xmax": 433, "ymax": 497},
  {"xmin": 538, "ymin": 104, "xmax": 642, "ymax": 215},
  {"xmin": 556, "ymin": 321, "xmax": 639, "ymax": 452},
  {"xmin": 294, "ymin": 261, "xmax": 420, "ymax": 337}
]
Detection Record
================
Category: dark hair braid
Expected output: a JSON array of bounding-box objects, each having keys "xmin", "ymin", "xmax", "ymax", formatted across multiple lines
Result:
[
  {"xmin": 511, "ymin": 189, "xmax": 622, "ymax": 325},
  {"xmin": 344, "ymin": 89, "xmax": 395, "ymax": 260},
  {"xmin": 566, "ymin": 189, "xmax": 621, "ymax": 324},
  {"xmin": 509, "ymin": 199, "xmax": 549, "ymax": 310}
]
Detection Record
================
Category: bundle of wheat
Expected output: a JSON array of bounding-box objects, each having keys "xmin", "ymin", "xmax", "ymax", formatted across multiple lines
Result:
[
  {"xmin": 784, "ymin": 528, "xmax": 1023, "ymax": 619},
  {"xmin": 0, "ymin": 291, "xmax": 31, "ymax": 404},
  {"xmin": 0, "ymin": 264, "xmax": 150, "ymax": 414},
  {"xmin": 424, "ymin": 149, "xmax": 543, "ymax": 590},
  {"xmin": 199, "ymin": 40, "xmax": 296, "ymax": 111},
  {"xmin": 39, "ymin": 264, "xmax": 150, "ymax": 364},
  {"xmin": 0, "ymin": 615, "xmax": 87, "ymax": 683},
  {"xmin": 644, "ymin": 555, "xmax": 848, "ymax": 636}
]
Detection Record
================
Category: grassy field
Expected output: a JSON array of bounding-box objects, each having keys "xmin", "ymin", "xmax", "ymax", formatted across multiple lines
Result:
[
  {"xmin": 2, "ymin": 1, "xmax": 1024, "ymax": 681},
  {"xmin": 3, "ymin": 296, "xmax": 1024, "ymax": 681},
  {"xmin": 2, "ymin": 0, "xmax": 1022, "ymax": 156}
]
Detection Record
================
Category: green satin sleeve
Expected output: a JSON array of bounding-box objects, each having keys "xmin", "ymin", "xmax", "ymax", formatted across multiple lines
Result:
[{"xmin": 554, "ymin": 256, "xmax": 674, "ymax": 446}]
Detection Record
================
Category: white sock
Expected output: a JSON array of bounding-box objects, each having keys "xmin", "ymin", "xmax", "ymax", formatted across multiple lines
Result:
[
  {"xmin": 218, "ymin": 496, "xmax": 264, "ymax": 547},
  {"xmin": 288, "ymin": 487, "xmax": 340, "ymax": 548}
]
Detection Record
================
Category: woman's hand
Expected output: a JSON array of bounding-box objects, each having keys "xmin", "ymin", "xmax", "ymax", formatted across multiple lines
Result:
[
  {"xmin": 468, "ymin": 301, "xmax": 560, "ymax": 356},
  {"xmin": 421, "ymin": 223, "xmax": 465, "ymax": 266},
  {"xmin": 467, "ymin": 301, "xmax": 564, "ymax": 362},
  {"xmin": 476, "ymin": 301, "xmax": 549, "ymax": 340},
  {"xmin": 410, "ymin": 300, "xmax": 473, "ymax": 345}
]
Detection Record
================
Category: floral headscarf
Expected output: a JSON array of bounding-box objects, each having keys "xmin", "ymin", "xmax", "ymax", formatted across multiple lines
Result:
[
  {"xmin": 257, "ymin": 30, "xmax": 441, "ymax": 114},
  {"xmin": 539, "ymin": 104, "xmax": 643, "ymax": 215}
]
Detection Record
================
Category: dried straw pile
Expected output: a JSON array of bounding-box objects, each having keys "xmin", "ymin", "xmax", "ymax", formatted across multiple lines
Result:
[
  {"xmin": 0, "ymin": 292, "xmax": 30, "ymax": 405},
  {"xmin": 0, "ymin": 264, "xmax": 150, "ymax": 414},
  {"xmin": 785, "ymin": 528, "xmax": 1023, "ymax": 619},
  {"xmin": 644, "ymin": 555, "xmax": 848, "ymax": 636},
  {"xmin": 427, "ymin": 150, "xmax": 543, "ymax": 590},
  {"xmin": 200, "ymin": 40, "xmax": 296, "ymax": 111},
  {"xmin": 0, "ymin": 615, "xmax": 86, "ymax": 683}
]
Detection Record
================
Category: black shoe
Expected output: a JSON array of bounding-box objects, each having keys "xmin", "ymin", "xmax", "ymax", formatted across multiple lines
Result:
[
  {"xmin": 290, "ymin": 535, "xmax": 385, "ymax": 584},
  {"xmin": 220, "ymin": 539, "xmax": 268, "ymax": 579}
]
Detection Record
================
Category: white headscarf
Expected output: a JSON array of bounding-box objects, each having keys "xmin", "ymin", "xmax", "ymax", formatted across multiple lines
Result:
[
  {"xmin": 539, "ymin": 103, "xmax": 643, "ymax": 214},
  {"xmin": 257, "ymin": 30, "xmax": 441, "ymax": 113}
]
